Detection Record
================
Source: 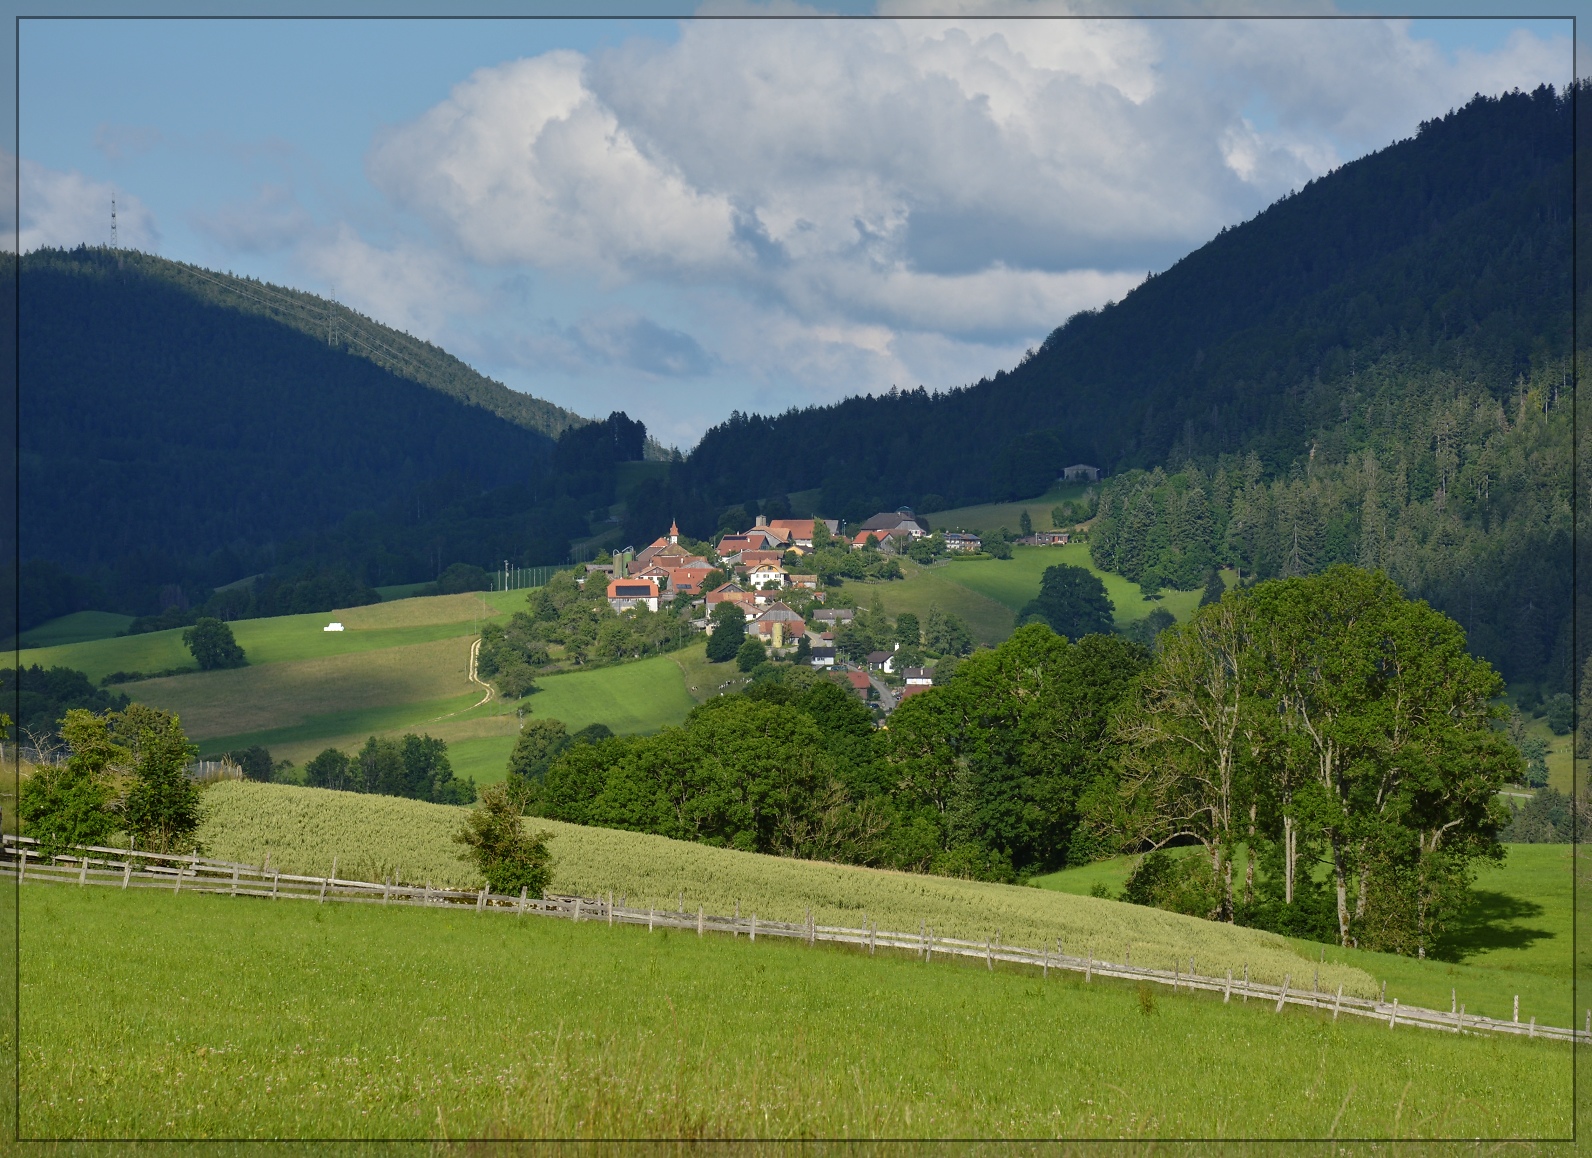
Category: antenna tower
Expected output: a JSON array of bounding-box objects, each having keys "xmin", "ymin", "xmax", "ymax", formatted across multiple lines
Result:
[{"xmin": 110, "ymin": 194, "xmax": 118, "ymax": 250}]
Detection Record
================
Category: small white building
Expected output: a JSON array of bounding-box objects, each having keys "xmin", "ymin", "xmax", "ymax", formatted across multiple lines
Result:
[{"xmin": 324, "ymin": 622, "xmax": 345, "ymax": 632}]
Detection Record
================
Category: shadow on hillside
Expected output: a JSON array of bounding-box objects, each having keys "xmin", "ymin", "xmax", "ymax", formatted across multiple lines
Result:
[{"xmin": 1434, "ymin": 889, "xmax": 1551, "ymax": 962}]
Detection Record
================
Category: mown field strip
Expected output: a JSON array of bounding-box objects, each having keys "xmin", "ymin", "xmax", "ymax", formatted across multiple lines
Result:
[{"xmin": 14, "ymin": 837, "xmax": 1578, "ymax": 1045}]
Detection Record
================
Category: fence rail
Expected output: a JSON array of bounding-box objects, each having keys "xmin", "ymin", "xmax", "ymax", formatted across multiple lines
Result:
[{"xmin": 4, "ymin": 834, "xmax": 1580, "ymax": 1045}]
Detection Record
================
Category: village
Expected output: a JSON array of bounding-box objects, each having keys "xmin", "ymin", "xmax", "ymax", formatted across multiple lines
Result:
[{"xmin": 575, "ymin": 478, "xmax": 1096, "ymax": 713}]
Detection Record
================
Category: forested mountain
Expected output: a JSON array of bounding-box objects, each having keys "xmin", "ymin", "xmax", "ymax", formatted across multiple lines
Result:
[
  {"xmin": 13, "ymin": 250, "xmax": 652, "ymax": 625},
  {"xmin": 677, "ymin": 86, "xmax": 1571, "ymax": 515}
]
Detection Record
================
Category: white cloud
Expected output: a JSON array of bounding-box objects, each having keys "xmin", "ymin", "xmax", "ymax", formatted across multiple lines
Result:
[
  {"xmin": 367, "ymin": 50, "xmax": 740, "ymax": 280},
  {"xmin": 19, "ymin": 159, "xmax": 159, "ymax": 253},
  {"xmin": 296, "ymin": 224, "xmax": 483, "ymax": 338}
]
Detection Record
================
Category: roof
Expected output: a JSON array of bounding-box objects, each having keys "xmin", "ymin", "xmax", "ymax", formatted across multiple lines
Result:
[
  {"xmin": 812, "ymin": 607, "xmax": 854, "ymax": 620},
  {"xmin": 755, "ymin": 603, "xmax": 802, "ymax": 620},
  {"xmin": 607, "ymin": 580, "xmax": 658, "ymax": 599},
  {"xmin": 898, "ymin": 684, "xmax": 933, "ymax": 701},
  {"xmin": 943, "ymin": 532, "xmax": 981, "ymax": 541},
  {"xmin": 903, "ymin": 667, "xmax": 932, "ymax": 679},
  {"xmin": 847, "ymin": 672, "xmax": 872, "ymax": 690},
  {"xmin": 859, "ymin": 509, "xmax": 923, "ymax": 532},
  {"xmin": 865, "ymin": 651, "xmax": 891, "ymax": 664},
  {"xmin": 811, "ymin": 646, "xmax": 836, "ymax": 657},
  {"xmin": 767, "ymin": 518, "xmax": 816, "ymax": 539}
]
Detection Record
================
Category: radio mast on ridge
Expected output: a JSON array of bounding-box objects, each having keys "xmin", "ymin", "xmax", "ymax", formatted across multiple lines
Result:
[{"xmin": 110, "ymin": 194, "xmax": 118, "ymax": 250}]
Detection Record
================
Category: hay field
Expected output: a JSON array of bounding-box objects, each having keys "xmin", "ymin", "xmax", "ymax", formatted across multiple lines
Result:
[{"xmin": 196, "ymin": 780, "xmax": 1376, "ymax": 997}]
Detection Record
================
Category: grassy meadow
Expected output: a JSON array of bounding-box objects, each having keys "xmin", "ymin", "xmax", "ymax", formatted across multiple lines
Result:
[
  {"xmin": 14, "ymin": 588, "xmax": 704, "ymax": 783},
  {"xmin": 17, "ymin": 881, "xmax": 1571, "ymax": 1140},
  {"xmin": 1036, "ymin": 844, "xmax": 1581, "ymax": 1028},
  {"xmin": 198, "ymin": 781, "xmax": 1374, "ymax": 997}
]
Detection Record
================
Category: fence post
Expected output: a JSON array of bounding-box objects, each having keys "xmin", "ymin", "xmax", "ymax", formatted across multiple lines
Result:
[
  {"xmin": 173, "ymin": 862, "xmax": 183, "ymax": 895},
  {"xmin": 986, "ymin": 936, "xmax": 992, "ymax": 971},
  {"xmin": 573, "ymin": 897, "xmax": 581, "ymax": 922},
  {"xmin": 1334, "ymin": 986, "xmax": 1343, "ymax": 1022},
  {"xmin": 121, "ymin": 861, "xmax": 130, "ymax": 889},
  {"xmin": 519, "ymin": 885, "xmax": 527, "ymax": 916},
  {"xmin": 1451, "ymin": 989, "xmax": 1456, "ymax": 1016},
  {"xmin": 1275, "ymin": 975, "xmax": 1290, "ymax": 1013},
  {"xmin": 272, "ymin": 871, "xmax": 279, "ymax": 898},
  {"xmin": 1173, "ymin": 963, "xmax": 1179, "ymax": 993},
  {"xmin": 477, "ymin": 887, "xmax": 487, "ymax": 913},
  {"xmin": 17, "ymin": 848, "xmax": 25, "ymax": 882},
  {"xmin": 78, "ymin": 856, "xmax": 87, "ymax": 886},
  {"xmin": 609, "ymin": 891, "xmax": 614, "ymax": 926},
  {"xmin": 1224, "ymin": 969, "xmax": 1232, "ymax": 1003},
  {"xmin": 734, "ymin": 899, "xmax": 739, "ymax": 938},
  {"xmin": 648, "ymin": 906, "xmax": 654, "ymax": 932},
  {"xmin": 868, "ymin": 921, "xmax": 874, "ymax": 956},
  {"xmin": 1514, "ymin": 995, "xmax": 1520, "ymax": 1024},
  {"xmin": 750, "ymin": 913, "xmax": 756, "ymax": 943},
  {"xmin": 1085, "ymin": 948, "xmax": 1092, "ymax": 983},
  {"xmin": 230, "ymin": 867, "xmax": 239, "ymax": 897},
  {"xmin": 698, "ymin": 906, "xmax": 705, "ymax": 937},
  {"xmin": 1389, "ymin": 998, "xmax": 1398, "ymax": 1029},
  {"xmin": 1530, "ymin": 1016, "xmax": 1537, "ymax": 1039},
  {"xmin": 383, "ymin": 877, "xmax": 391, "ymax": 905}
]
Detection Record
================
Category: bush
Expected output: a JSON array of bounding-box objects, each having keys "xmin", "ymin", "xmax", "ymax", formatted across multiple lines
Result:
[
  {"xmin": 1121, "ymin": 849, "xmax": 1218, "ymax": 918},
  {"xmin": 454, "ymin": 783, "xmax": 554, "ymax": 895},
  {"xmin": 736, "ymin": 638, "xmax": 767, "ymax": 672},
  {"xmin": 429, "ymin": 563, "xmax": 493, "ymax": 595}
]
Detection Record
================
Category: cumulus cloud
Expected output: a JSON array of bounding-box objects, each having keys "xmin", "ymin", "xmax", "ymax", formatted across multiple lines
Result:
[
  {"xmin": 367, "ymin": 17, "xmax": 1565, "ymax": 358},
  {"xmin": 19, "ymin": 159, "xmax": 158, "ymax": 252},
  {"xmin": 296, "ymin": 224, "xmax": 483, "ymax": 338}
]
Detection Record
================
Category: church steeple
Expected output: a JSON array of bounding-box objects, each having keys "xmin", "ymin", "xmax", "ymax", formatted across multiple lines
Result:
[{"xmin": 669, "ymin": 520, "xmax": 679, "ymax": 545}]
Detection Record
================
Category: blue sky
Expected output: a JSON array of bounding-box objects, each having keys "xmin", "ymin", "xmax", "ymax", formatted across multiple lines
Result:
[{"xmin": 12, "ymin": 6, "xmax": 1575, "ymax": 449}]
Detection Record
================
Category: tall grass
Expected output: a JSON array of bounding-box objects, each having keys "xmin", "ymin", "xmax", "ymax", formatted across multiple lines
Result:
[
  {"xmin": 19, "ymin": 886, "xmax": 1569, "ymax": 1140},
  {"xmin": 197, "ymin": 781, "xmax": 1375, "ymax": 996}
]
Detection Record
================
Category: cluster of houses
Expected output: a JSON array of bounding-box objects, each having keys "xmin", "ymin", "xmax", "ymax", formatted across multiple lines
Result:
[{"xmin": 578, "ymin": 478, "xmax": 1097, "ymax": 708}]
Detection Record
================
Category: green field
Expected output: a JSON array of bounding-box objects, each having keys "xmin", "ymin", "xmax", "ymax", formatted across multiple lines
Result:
[
  {"xmin": 199, "ymin": 781, "xmax": 1373, "ymax": 996},
  {"xmin": 855, "ymin": 544, "xmax": 1208, "ymax": 646},
  {"xmin": 12, "ymin": 588, "xmax": 701, "ymax": 785},
  {"xmin": 926, "ymin": 484, "xmax": 1095, "ymax": 535},
  {"xmin": 11, "ymin": 609, "xmax": 134, "ymax": 648},
  {"xmin": 17, "ymin": 883, "xmax": 1570, "ymax": 1139},
  {"xmin": 1036, "ymin": 844, "xmax": 1580, "ymax": 1027}
]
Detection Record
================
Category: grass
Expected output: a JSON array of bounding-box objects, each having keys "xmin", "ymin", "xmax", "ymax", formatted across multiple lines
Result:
[
  {"xmin": 1035, "ymin": 843, "xmax": 1579, "ymax": 1027},
  {"xmin": 196, "ymin": 780, "xmax": 1375, "ymax": 997},
  {"xmin": 11, "ymin": 610, "xmax": 133, "ymax": 648},
  {"xmin": 926, "ymin": 483, "xmax": 1096, "ymax": 535},
  {"xmin": 851, "ymin": 545, "xmax": 1206, "ymax": 646},
  {"xmin": 18, "ymin": 884, "xmax": 1570, "ymax": 1139}
]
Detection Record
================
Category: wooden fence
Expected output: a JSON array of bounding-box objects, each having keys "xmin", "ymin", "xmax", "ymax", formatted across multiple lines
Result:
[{"xmin": 4, "ymin": 834, "xmax": 1583, "ymax": 1046}]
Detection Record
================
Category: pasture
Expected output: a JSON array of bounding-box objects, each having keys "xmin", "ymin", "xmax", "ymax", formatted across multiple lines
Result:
[
  {"xmin": 197, "ymin": 780, "xmax": 1374, "ymax": 997},
  {"xmin": 856, "ymin": 546, "xmax": 1208, "ymax": 645},
  {"xmin": 18, "ymin": 883, "xmax": 1570, "ymax": 1139},
  {"xmin": 1036, "ymin": 844, "xmax": 1579, "ymax": 1027},
  {"xmin": 925, "ymin": 483, "xmax": 1095, "ymax": 535}
]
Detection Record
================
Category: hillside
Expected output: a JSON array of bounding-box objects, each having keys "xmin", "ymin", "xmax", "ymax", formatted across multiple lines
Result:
[
  {"xmin": 679, "ymin": 87, "xmax": 1572, "ymax": 513},
  {"xmin": 197, "ymin": 779, "xmax": 1374, "ymax": 997}
]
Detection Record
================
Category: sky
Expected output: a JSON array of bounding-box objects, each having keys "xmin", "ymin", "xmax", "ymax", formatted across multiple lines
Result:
[{"xmin": 12, "ymin": 5, "xmax": 1575, "ymax": 451}]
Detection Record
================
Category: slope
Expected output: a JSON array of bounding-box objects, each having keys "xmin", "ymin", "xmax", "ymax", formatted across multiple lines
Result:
[{"xmin": 679, "ymin": 86, "xmax": 1572, "ymax": 513}]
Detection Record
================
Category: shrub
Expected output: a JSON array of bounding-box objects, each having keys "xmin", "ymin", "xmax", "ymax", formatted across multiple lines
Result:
[{"xmin": 454, "ymin": 783, "xmax": 554, "ymax": 895}]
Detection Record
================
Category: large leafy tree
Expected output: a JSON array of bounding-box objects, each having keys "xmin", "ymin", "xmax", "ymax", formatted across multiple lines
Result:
[
  {"xmin": 182, "ymin": 617, "xmax": 247, "ymax": 670},
  {"xmin": 886, "ymin": 624, "xmax": 1146, "ymax": 877},
  {"xmin": 705, "ymin": 602, "xmax": 748, "ymax": 663},
  {"xmin": 1019, "ymin": 565, "xmax": 1115, "ymax": 641}
]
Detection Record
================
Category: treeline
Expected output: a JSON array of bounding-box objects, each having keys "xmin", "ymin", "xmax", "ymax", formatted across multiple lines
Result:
[
  {"xmin": 514, "ymin": 565, "xmax": 1516, "ymax": 957},
  {"xmin": 1088, "ymin": 366, "xmax": 1570, "ymax": 688},
  {"xmin": 303, "ymin": 734, "xmax": 475, "ymax": 806}
]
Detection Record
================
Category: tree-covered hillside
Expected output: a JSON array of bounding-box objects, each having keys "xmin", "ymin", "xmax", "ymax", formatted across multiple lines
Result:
[{"xmin": 676, "ymin": 86, "xmax": 1570, "ymax": 518}]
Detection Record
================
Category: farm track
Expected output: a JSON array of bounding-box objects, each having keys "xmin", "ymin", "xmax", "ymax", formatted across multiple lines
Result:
[{"xmin": 10, "ymin": 834, "xmax": 1581, "ymax": 1047}]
